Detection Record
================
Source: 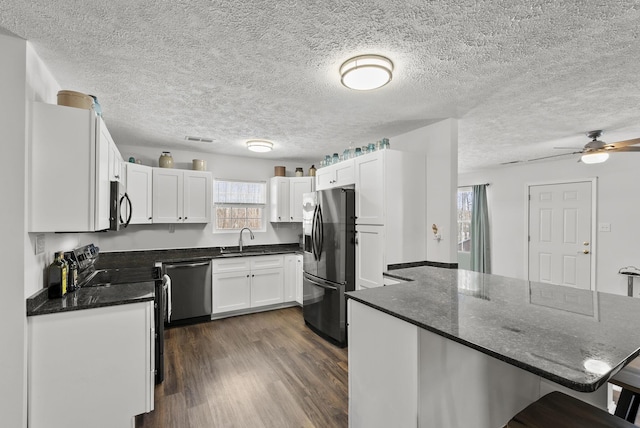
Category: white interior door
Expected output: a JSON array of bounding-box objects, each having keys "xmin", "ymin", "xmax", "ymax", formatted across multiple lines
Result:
[{"xmin": 528, "ymin": 181, "xmax": 593, "ymax": 289}]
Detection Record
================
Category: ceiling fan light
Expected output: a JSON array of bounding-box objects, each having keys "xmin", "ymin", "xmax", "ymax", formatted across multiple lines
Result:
[
  {"xmin": 581, "ymin": 152, "xmax": 609, "ymax": 164},
  {"xmin": 340, "ymin": 55, "xmax": 393, "ymax": 91},
  {"xmin": 246, "ymin": 140, "xmax": 273, "ymax": 153}
]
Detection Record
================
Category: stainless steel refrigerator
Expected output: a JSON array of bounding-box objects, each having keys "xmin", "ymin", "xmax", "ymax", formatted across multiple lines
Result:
[{"xmin": 302, "ymin": 187, "xmax": 356, "ymax": 347}]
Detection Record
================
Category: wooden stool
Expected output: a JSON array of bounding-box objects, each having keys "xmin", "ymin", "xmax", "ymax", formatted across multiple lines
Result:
[{"xmin": 505, "ymin": 391, "xmax": 635, "ymax": 428}]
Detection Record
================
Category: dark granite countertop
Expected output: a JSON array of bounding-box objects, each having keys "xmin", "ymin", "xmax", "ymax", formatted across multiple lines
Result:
[
  {"xmin": 27, "ymin": 281, "xmax": 154, "ymax": 316},
  {"xmin": 347, "ymin": 266, "xmax": 640, "ymax": 393}
]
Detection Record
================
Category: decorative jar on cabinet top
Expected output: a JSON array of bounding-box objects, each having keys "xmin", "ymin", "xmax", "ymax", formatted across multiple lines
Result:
[{"xmin": 159, "ymin": 152, "xmax": 174, "ymax": 168}]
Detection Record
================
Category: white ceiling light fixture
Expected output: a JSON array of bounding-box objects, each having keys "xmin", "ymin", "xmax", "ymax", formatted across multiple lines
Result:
[
  {"xmin": 246, "ymin": 139, "xmax": 273, "ymax": 153},
  {"xmin": 581, "ymin": 152, "xmax": 609, "ymax": 164},
  {"xmin": 340, "ymin": 54, "xmax": 394, "ymax": 91}
]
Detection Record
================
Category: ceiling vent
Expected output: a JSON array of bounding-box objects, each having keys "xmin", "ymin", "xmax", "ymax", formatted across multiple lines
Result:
[{"xmin": 185, "ymin": 136, "xmax": 214, "ymax": 143}]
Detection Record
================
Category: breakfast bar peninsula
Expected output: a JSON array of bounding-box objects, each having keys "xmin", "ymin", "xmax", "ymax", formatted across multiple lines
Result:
[{"xmin": 346, "ymin": 266, "xmax": 640, "ymax": 428}]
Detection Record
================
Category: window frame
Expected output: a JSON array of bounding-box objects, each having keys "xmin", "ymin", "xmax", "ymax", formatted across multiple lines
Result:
[
  {"xmin": 457, "ymin": 186, "xmax": 473, "ymax": 253},
  {"xmin": 212, "ymin": 179, "xmax": 268, "ymax": 234}
]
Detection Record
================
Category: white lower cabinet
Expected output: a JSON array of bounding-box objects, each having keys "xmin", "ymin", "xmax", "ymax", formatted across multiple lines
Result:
[
  {"xmin": 212, "ymin": 255, "xmax": 286, "ymax": 315},
  {"xmin": 355, "ymin": 224, "xmax": 385, "ymax": 290},
  {"xmin": 295, "ymin": 254, "xmax": 303, "ymax": 305},
  {"xmin": 284, "ymin": 254, "xmax": 304, "ymax": 304},
  {"xmin": 28, "ymin": 302, "xmax": 154, "ymax": 428},
  {"xmin": 211, "ymin": 270, "xmax": 252, "ymax": 313},
  {"xmin": 250, "ymin": 268, "xmax": 284, "ymax": 307},
  {"xmin": 284, "ymin": 254, "xmax": 297, "ymax": 302},
  {"xmin": 348, "ymin": 300, "xmax": 418, "ymax": 428}
]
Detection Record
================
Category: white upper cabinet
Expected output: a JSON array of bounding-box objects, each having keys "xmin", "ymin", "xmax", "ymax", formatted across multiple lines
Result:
[
  {"xmin": 183, "ymin": 171, "xmax": 212, "ymax": 223},
  {"xmin": 126, "ymin": 163, "xmax": 153, "ymax": 224},
  {"xmin": 315, "ymin": 159, "xmax": 355, "ymax": 190},
  {"xmin": 270, "ymin": 177, "xmax": 290, "ymax": 222},
  {"xmin": 152, "ymin": 169, "xmax": 211, "ymax": 224},
  {"xmin": 355, "ymin": 151, "xmax": 385, "ymax": 225},
  {"xmin": 30, "ymin": 102, "xmax": 111, "ymax": 232},
  {"xmin": 152, "ymin": 169, "xmax": 183, "ymax": 223},
  {"xmin": 107, "ymin": 136, "xmax": 124, "ymax": 183},
  {"xmin": 270, "ymin": 177, "xmax": 313, "ymax": 222}
]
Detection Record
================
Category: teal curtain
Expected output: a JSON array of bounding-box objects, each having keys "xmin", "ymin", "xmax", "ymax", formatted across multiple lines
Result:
[{"xmin": 470, "ymin": 184, "xmax": 491, "ymax": 273}]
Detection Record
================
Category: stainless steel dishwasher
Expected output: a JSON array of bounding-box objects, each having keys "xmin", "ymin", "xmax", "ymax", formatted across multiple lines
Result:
[{"xmin": 163, "ymin": 260, "xmax": 212, "ymax": 325}]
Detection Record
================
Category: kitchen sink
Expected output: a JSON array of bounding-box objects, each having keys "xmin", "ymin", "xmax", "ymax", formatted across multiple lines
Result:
[{"xmin": 218, "ymin": 250, "xmax": 269, "ymax": 257}]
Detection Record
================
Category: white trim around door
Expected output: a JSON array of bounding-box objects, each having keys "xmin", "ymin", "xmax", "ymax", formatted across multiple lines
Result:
[{"xmin": 524, "ymin": 177, "xmax": 598, "ymax": 291}]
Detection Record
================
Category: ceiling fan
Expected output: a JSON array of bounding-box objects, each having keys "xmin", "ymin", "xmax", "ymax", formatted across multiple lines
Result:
[{"xmin": 501, "ymin": 130, "xmax": 640, "ymax": 165}]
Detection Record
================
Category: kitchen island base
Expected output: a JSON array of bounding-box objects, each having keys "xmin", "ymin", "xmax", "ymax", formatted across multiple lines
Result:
[{"xmin": 347, "ymin": 300, "xmax": 606, "ymax": 428}]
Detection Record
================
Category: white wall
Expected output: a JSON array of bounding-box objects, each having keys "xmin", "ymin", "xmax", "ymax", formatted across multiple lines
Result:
[
  {"xmin": 1, "ymin": 36, "xmax": 93, "ymax": 427},
  {"xmin": 459, "ymin": 154, "xmax": 640, "ymax": 296},
  {"xmin": 0, "ymin": 33, "xmax": 28, "ymax": 428},
  {"xmin": 95, "ymin": 145, "xmax": 316, "ymax": 252},
  {"xmin": 393, "ymin": 119, "xmax": 458, "ymax": 264}
]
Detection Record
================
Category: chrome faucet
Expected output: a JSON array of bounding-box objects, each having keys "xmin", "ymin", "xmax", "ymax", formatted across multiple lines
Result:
[{"xmin": 239, "ymin": 227, "xmax": 254, "ymax": 251}]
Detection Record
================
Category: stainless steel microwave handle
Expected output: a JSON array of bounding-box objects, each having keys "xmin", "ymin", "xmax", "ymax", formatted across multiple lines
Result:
[{"xmin": 121, "ymin": 193, "xmax": 132, "ymax": 228}]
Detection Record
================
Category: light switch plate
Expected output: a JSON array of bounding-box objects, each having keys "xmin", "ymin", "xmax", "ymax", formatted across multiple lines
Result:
[
  {"xmin": 35, "ymin": 234, "xmax": 45, "ymax": 255},
  {"xmin": 598, "ymin": 223, "xmax": 611, "ymax": 232}
]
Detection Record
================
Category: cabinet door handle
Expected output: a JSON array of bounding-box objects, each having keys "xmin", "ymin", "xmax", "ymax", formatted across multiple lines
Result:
[
  {"xmin": 178, "ymin": 217, "xmax": 182, "ymax": 220},
  {"xmin": 148, "ymin": 217, "xmax": 152, "ymax": 220},
  {"xmin": 246, "ymin": 274, "xmax": 250, "ymax": 278},
  {"xmin": 184, "ymin": 217, "xmax": 188, "ymax": 220},
  {"xmin": 290, "ymin": 217, "xmax": 293, "ymax": 220},
  {"xmin": 252, "ymin": 274, "xmax": 255, "ymax": 277}
]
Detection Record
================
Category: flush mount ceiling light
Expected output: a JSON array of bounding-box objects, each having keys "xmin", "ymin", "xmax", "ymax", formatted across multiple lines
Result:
[
  {"xmin": 246, "ymin": 139, "xmax": 273, "ymax": 153},
  {"xmin": 340, "ymin": 54, "xmax": 394, "ymax": 91},
  {"xmin": 581, "ymin": 152, "xmax": 609, "ymax": 164}
]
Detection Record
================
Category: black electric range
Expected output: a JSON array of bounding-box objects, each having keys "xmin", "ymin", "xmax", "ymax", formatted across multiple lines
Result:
[{"xmin": 75, "ymin": 245, "xmax": 166, "ymax": 384}]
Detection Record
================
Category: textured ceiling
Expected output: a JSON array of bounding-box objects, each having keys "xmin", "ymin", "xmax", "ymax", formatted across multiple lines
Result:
[{"xmin": 1, "ymin": 0, "xmax": 639, "ymax": 172}]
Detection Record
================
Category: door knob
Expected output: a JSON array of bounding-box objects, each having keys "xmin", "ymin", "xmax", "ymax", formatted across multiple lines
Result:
[
  {"xmin": 581, "ymin": 249, "xmax": 590, "ymax": 254},
  {"xmin": 583, "ymin": 241, "xmax": 590, "ymax": 246}
]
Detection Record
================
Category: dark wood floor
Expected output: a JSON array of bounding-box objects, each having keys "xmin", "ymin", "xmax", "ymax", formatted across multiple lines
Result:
[{"xmin": 136, "ymin": 306, "xmax": 349, "ymax": 428}]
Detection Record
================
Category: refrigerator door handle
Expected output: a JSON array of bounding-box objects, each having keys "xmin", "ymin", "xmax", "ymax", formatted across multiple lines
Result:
[
  {"xmin": 313, "ymin": 204, "xmax": 322, "ymax": 260},
  {"xmin": 311, "ymin": 205, "xmax": 319, "ymax": 261},
  {"xmin": 317, "ymin": 204, "xmax": 324, "ymax": 260}
]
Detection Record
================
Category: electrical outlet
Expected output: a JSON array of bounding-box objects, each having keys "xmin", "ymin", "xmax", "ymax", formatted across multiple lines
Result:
[{"xmin": 35, "ymin": 234, "xmax": 45, "ymax": 255}]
